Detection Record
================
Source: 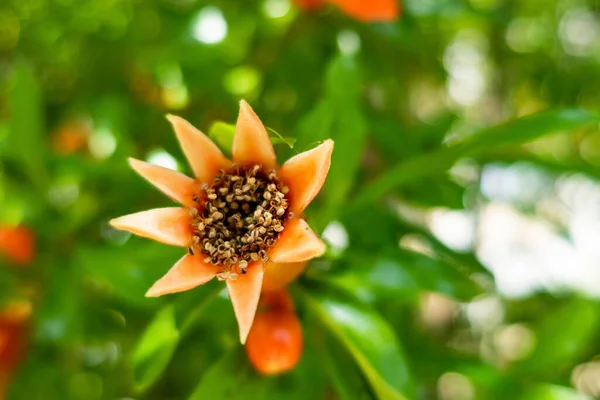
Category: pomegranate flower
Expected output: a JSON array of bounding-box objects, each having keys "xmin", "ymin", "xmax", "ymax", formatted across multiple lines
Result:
[{"xmin": 110, "ymin": 100, "xmax": 333, "ymax": 343}]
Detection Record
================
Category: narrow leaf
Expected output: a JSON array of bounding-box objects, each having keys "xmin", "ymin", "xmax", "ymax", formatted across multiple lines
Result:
[
  {"xmin": 132, "ymin": 305, "xmax": 180, "ymax": 392},
  {"xmin": 352, "ymin": 109, "xmax": 599, "ymax": 208},
  {"xmin": 4, "ymin": 61, "xmax": 47, "ymax": 188},
  {"xmin": 188, "ymin": 348, "xmax": 247, "ymax": 400},
  {"xmin": 300, "ymin": 288, "xmax": 411, "ymax": 400}
]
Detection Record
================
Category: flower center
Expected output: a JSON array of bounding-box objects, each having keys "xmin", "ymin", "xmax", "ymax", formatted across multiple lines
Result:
[{"xmin": 189, "ymin": 164, "xmax": 289, "ymax": 280}]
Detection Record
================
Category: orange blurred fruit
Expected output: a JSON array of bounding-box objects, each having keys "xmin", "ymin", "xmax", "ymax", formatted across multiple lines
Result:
[
  {"xmin": 0, "ymin": 302, "xmax": 31, "ymax": 398},
  {"xmin": 0, "ymin": 226, "xmax": 35, "ymax": 266},
  {"xmin": 333, "ymin": 0, "xmax": 399, "ymax": 22},
  {"xmin": 293, "ymin": 0, "xmax": 400, "ymax": 21},
  {"xmin": 51, "ymin": 119, "xmax": 91, "ymax": 156},
  {"xmin": 245, "ymin": 308, "xmax": 303, "ymax": 375}
]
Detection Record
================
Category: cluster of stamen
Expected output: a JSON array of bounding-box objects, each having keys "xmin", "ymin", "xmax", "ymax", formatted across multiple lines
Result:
[{"xmin": 189, "ymin": 164, "xmax": 289, "ymax": 281}]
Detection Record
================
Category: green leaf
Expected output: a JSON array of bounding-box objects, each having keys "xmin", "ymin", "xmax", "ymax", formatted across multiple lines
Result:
[
  {"xmin": 512, "ymin": 298, "xmax": 599, "ymax": 376},
  {"xmin": 295, "ymin": 55, "xmax": 367, "ymax": 229},
  {"xmin": 77, "ymin": 243, "xmax": 182, "ymax": 305},
  {"xmin": 132, "ymin": 305, "xmax": 180, "ymax": 392},
  {"xmin": 458, "ymin": 109, "xmax": 598, "ymax": 153},
  {"xmin": 518, "ymin": 384, "xmax": 592, "ymax": 400},
  {"xmin": 132, "ymin": 288, "xmax": 220, "ymax": 392},
  {"xmin": 352, "ymin": 109, "xmax": 600, "ymax": 208},
  {"xmin": 208, "ymin": 121, "xmax": 236, "ymax": 155},
  {"xmin": 188, "ymin": 348, "xmax": 247, "ymax": 400},
  {"xmin": 329, "ymin": 251, "xmax": 483, "ymax": 303},
  {"xmin": 320, "ymin": 325, "xmax": 373, "ymax": 400},
  {"xmin": 3, "ymin": 61, "xmax": 47, "ymax": 188},
  {"xmin": 300, "ymin": 288, "xmax": 411, "ymax": 400}
]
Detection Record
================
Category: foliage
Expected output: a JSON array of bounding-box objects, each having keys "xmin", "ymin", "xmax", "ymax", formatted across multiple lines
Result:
[{"xmin": 1, "ymin": 0, "xmax": 600, "ymax": 399}]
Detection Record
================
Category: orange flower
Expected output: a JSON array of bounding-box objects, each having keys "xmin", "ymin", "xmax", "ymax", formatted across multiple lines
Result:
[
  {"xmin": 245, "ymin": 290, "xmax": 303, "ymax": 375},
  {"xmin": 0, "ymin": 302, "xmax": 30, "ymax": 399},
  {"xmin": 110, "ymin": 100, "xmax": 333, "ymax": 343},
  {"xmin": 294, "ymin": 0, "xmax": 400, "ymax": 22},
  {"xmin": 0, "ymin": 226, "xmax": 35, "ymax": 266}
]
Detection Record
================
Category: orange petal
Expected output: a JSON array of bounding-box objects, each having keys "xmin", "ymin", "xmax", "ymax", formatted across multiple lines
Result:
[
  {"xmin": 167, "ymin": 115, "xmax": 232, "ymax": 183},
  {"xmin": 109, "ymin": 208, "xmax": 192, "ymax": 247},
  {"xmin": 278, "ymin": 139, "xmax": 334, "ymax": 214},
  {"xmin": 227, "ymin": 262, "xmax": 265, "ymax": 344},
  {"xmin": 269, "ymin": 217, "xmax": 326, "ymax": 263},
  {"xmin": 129, "ymin": 158, "xmax": 199, "ymax": 207},
  {"xmin": 262, "ymin": 262, "xmax": 307, "ymax": 293},
  {"xmin": 231, "ymin": 100, "xmax": 277, "ymax": 169},
  {"xmin": 145, "ymin": 253, "xmax": 219, "ymax": 297},
  {"xmin": 331, "ymin": 0, "xmax": 399, "ymax": 22}
]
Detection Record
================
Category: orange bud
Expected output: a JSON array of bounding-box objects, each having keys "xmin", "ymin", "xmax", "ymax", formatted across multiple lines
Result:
[
  {"xmin": 259, "ymin": 290, "xmax": 295, "ymax": 313},
  {"xmin": 246, "ymin": 291, "xmax": 303, "ymax": 375},
  {"xmin": 262, "ymin": 262, "xmax": 307, "ymax": 293},
  {"xmin": 0, "ymin": 226, "xmax": 36, "ymax": 266}
]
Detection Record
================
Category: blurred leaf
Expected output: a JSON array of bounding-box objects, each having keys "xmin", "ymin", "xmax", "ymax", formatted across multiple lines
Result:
[
  {"xmin": 353, "ymin": 109, "xmax": 600, "ymax": 208},
  {"xmin": 301, "ymin": 288, "xmax": 411, "ymax": 400},
  {"xmin": 403, "ymin": 178, "xmax": 465, "ymax": 209},
  {"xmin": 208, "ymin": 121, "xmax": 236, "ymax": 155},
  {"xmin": 512, "ymin": 298, "xmax": 599, "ymax": 376},
  {"xmin": 459, "ymin": 109, "xmax": 598, "ymax": 152},
  {"xmin": 36, "ymin": 263, "xmax": 82, "ymax": 344},
  {"xmin": 518, "ymin": 384, "xmax": 592, "ymax": 400},
  {"xmin": 133, "ymin": 305, "xmax": 180, "ymax": 392},
  {"xmin": 3, "ymin": 61, "xmax": 47, "ymax": 188},
  {"xmin": 296, "ymin": 55, "xmax": 367, "ymax": 229},
  {"xmin": 329, "ymin": 250, "xmax": 483, "ymax": 303},
  {"xmin": 188, "ymin": 348, "xmax": 247, "ymax": 400},
  {"xmin": 320, "ymin": 324, "xmax": 373, "ymax": 400},
  {"xmin": 133, "ymin": 287, "xmax": 220, "ymax": 392},
  {"xmin": 78, "ymin": 242, "xmax": 182, "ymax": 306}
]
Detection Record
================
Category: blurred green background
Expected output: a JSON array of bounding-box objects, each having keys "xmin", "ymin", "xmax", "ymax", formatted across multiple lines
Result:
[{"xmin": 2, "ymin": 0, "xmax": 600, "ymax": 399}]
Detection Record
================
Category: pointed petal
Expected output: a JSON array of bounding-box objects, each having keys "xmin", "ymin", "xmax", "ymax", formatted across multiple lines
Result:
[
  {"xmin": 227, "ymin": 262, "xmax": 264, "ymax": 344},
  {"xmin": 232, "ymin": 100, "xmax": 277, "ymax": 169},
  {"xmin": 278, "ymin": 139, "xmax": 334, "ymax": 214},
  {"xmin": 109, "ymin": 208, "xmax": 192, "ymax": 247},
  {"xmin": 128, "ymin": 158, "xmax": 199, "ymax": 207},
  {"xmin": 332, "ymin": 0, "xmax": 399, "ymax": 22},
  {"xmin": 167, "ymin": 115, "xmax": 231, "ymax": 183},
  {"xmin": 269, "ymin": 217, "xmax": 326, "ymax": 263},
  {"xmin": 146, "ymin": 253, "xmax": 219, "ymax": 297}
]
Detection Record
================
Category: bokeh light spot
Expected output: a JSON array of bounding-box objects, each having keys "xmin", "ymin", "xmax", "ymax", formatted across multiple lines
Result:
[
  {"xmin": 89, "ymin": 128, "xmax": 117, "ymax": 159},
  {"xmin": 146, "ymin": 148, "xmax": 179, "ymax": 171},
  {"xmin": 263, "ymin": 0, "xmax": 291, "ymax": 19},
  {"xmin": 337, "ymin": 30, "xmax": 361, "ymax": 55},
  {"xmin": 192, "ymin": 6, "xmax": 228, "ymax": 45},
  {"xmin": 223, "ymin": 66, "xmax": 261, "ymax": 96}
]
